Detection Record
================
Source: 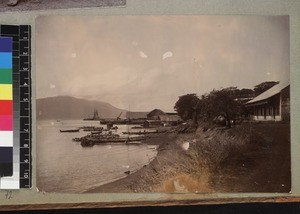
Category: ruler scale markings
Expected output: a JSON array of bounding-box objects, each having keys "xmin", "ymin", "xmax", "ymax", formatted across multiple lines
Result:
[
  {"xmin": 19, "ymin": 25, "xmax": 31, "ymax": 188},
  {"xmin": 0, "ymin": 35, "xmax": 13, "ymax": 185},
  {"xmin": 0, "ymin": 25, "xmax": 31, "ymax": 189}
]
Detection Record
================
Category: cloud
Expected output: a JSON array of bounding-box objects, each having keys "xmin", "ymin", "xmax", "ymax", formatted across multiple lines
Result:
[
  {"xmin": 131, "ymin": 41, "xmax": 138, "ymax": 46},
  {"xmin": 139, "ymin": 51, "xmax": 148, "ymax": 58},
  {"xmin": 49, "ymin": 84, "xmax": 56, "ymax": 89},
  {"xmin": 36, "ymin": 16, "xmax": 289, "ymax": 111},
  {"xmin": 162, "ymin": 51, "xmax": 173, "ymax": 60}
]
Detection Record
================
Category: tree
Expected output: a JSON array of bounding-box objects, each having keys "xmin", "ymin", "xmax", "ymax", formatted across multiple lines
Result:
[
  {"xmin": 254, "ymin": 81, "xmax": 279, "ymax": 96},
  {"xmin": 174, "ymin": 94, "xmax": 200, "ymax": 121},
  {"xmin": 199, "ymin": 89, "xmax": 243, "ymax": 128},
  {"xmin": 239, "ymin": 88, "xmax": 255, "ymax": 98}
]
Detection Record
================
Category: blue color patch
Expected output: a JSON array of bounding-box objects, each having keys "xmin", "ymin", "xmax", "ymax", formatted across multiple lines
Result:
[
  {"xmin": 0, "ymin": 37, "xmax": 12, "ymax": 53},
  {"xmin": 0, "ymin": 53, "xmax": 12, "ymax": 68}
]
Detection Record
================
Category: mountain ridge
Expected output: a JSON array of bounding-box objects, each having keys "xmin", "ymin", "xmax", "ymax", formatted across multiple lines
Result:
[{"xmin": 36, "ymin": 96, "xmax": 127, "ymax": 120}]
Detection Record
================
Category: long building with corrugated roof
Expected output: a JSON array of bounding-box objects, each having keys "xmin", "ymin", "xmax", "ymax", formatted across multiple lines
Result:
[{"xmin": 245, "ymin": 81, "xmax": 290, "ymax": 121}]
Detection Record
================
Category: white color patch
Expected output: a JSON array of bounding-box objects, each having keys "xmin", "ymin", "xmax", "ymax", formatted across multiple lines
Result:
[
  {"xmin": 0, "ymin": 163, "xmax": 19, "ymax": 189},
  {"xmin": 50, "ymin": 84, "xmax": 56, "ymax": 89},
  {"xmin": 162, "ymin": 51, "xmax": 173, "ymax": 59},
  {"xmin": 71, "ymin": 53, "xmax": 77, "ymax": 58},
  {"xmin": 0, "ymin": 131, "xmax": 13, "ymax": 147}
]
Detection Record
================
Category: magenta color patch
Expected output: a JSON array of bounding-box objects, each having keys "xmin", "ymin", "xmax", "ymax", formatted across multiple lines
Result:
[{"xmin": 0, "ymin": 115, "xmax": 12, "ymax": 130}]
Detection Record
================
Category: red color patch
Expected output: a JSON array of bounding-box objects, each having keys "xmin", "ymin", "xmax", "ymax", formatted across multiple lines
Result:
[{"xmin": 0, "ymin": 100, "xmax": 12, "ymax": 116}]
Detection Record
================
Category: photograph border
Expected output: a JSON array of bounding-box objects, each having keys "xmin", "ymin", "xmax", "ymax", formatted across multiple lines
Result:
[{"xmin": 0, "ymin": 0, "xmax": 300, "ymax": 210}]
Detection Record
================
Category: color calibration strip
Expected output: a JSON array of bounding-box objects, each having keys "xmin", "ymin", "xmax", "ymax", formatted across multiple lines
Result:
[
  {"xmin": 0, "ymin": 25, "xmax": 31, "ymax": 189},
  {"xmin": 0, "ymin": 37, "xmax": 13, "ymax": 181}
]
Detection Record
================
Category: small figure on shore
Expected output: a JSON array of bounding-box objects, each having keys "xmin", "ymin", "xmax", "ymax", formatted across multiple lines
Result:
[{"xmin": 7, "ymin": 0, "xmax": 20, "ymax": 6}]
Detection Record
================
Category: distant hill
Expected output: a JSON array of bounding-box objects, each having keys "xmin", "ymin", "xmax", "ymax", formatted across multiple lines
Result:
[{"xmin": 36, "ymin": 96, "xmax": 127, "ymax": 120}]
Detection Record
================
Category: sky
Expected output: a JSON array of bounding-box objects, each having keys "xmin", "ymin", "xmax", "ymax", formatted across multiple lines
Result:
[{"xmin": 36, "ymin": 16, "xmax": 289, "ymax": 112}]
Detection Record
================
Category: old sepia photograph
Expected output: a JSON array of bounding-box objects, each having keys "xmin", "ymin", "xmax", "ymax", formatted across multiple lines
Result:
[
  {"xmin": 36, "ymin": 16, "xmax": 290, "ymax": 193},
  {"xmin": 0, "ymin": 0, "xmax": 125, "ymax": 12}
]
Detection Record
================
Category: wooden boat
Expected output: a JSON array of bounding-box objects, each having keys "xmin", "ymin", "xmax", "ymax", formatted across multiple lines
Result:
[
  {"xmin": 91, "ymin": 131, "xmax": 102, "ymax": 135},
  {"xmin": 111, "ymin": 126, "xmax": 118, "ymax": 130},
  {"xmin": 60, "ymin": 129, "xmax": 80, "ymax": 133},
  {"xmin": 80, "ymin": 135, "xmax": 145, "ymax": 147},
  {"xmin": 131, "ymin": 126, "xmax": 144, "ymax": 129},
  {"xmin": 122, "ymin": 130, "xmax": 158, "ymax": 135},
  {"xmin": 81, "ymin": 126, "xmax": 103, "ymax": 132}
]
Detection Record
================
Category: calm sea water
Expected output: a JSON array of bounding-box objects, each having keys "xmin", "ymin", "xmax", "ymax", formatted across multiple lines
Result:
[{"xmin": 36, "ymin": 120, "xmax": 158, "ymax": 193}]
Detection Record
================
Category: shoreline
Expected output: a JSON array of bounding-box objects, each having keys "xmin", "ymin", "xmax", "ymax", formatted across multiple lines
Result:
[
  {"xmin": 85, "ymin": 122, "xmax": 291, "ymax": 193},
  {"xmin": 85, "ymin": 127, "xmax": 213, "ymax": 193},
  {"xmin": 85, "ymin": 132, "xmax": 179, "ymax": 193}
]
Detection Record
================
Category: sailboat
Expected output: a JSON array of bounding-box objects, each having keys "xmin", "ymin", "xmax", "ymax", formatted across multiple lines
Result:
[{"xmin": 83, "ymin": 109, "xmax": 100, "ymax": 121}]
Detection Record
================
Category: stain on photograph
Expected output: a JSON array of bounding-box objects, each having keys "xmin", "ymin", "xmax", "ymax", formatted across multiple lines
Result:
[{"xmin": 35, "ymin": 16, "xmax": 290, "ymax": 193}]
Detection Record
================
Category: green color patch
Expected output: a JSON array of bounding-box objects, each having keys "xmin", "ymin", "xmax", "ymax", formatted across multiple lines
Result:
[{"xmin": 0, "ymin": 69, "xmax": 12, "ymax": 84}]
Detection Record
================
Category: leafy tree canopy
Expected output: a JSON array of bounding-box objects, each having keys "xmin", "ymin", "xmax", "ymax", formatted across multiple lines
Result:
[
  {"xmin": 173, "ymin": 81, "xmax": 277, "ymax": 127},
  {"xmin": 200, "ymin": 89, "xmax": 244, "ymax": 127},
  {"xmin": 174, "ymin": 94, "xmax": 200, "ymax": 121},
  {"xmin": 254, "ymin": 81, "xmax": 279, "ymax": 96}
]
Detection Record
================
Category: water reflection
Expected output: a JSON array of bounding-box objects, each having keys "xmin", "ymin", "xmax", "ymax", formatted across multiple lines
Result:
[{"xmin": 36, "ymin": 120, "xmax": 157, "ymax": 193}]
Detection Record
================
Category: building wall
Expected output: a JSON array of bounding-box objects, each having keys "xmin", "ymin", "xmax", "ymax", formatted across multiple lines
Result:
[
  {"xmin": 143, "ymin": 120, "xmax": 163, "ymax": 128},
  {"xmin": 250, "ymin": 100, "xmax": 280, "ymax": 121},
  {"xmin": 281, "ymin": 86, "xmax": 290, "ymax": 122},
  {"xmin": 159, "ymin": 114, "xmax": 181, "ymax": 122},
  {"xmin": 251, "ymin": 115, "xmax": 281, "ymax": 121},
  {"xmin": 147, "ymin": 109, "xmax": 165, "ymax": 120},
  {"xmin": 247, "ymin": 86, "xmax": 290, "ymax": 122},
  {"xmin": 126, "ymin": 112, "xmax": 148, "ymax": 119}
]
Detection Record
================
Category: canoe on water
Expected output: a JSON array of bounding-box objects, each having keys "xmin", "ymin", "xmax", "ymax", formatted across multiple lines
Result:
[{"xmin": 60, "ymin": 129, "xmax": 80, "ymax": 133}]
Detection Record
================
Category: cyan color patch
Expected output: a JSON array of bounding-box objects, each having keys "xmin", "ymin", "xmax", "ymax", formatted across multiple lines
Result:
[{"xmin": 0, "ymin": 53, "xmax": 12, "ymax": 68}]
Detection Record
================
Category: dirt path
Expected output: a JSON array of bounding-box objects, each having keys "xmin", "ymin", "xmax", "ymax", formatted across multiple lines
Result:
[{"xmin": 0, "ymin": 0, "xmax": 125, "ymax": 12}]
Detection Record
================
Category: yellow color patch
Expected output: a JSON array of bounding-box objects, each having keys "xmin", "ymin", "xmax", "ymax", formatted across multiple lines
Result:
[{"xmin": 0, "ymin": 84, "xmax": 12, "ymax": 100}]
